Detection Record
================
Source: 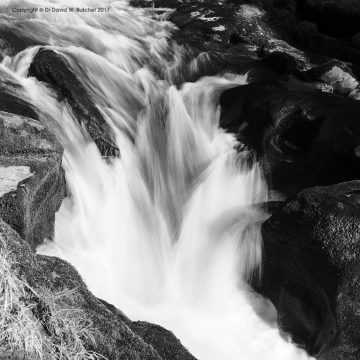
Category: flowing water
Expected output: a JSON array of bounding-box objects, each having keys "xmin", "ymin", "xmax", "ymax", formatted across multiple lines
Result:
[{"xmin": 1, "ymin": 1, "xmax": 312, "ymax": 359}]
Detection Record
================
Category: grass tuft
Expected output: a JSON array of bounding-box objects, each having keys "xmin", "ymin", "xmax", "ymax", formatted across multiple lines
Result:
[{"xmin": 0, "ymin": 247, "xmax": 106, "ymax": 360}]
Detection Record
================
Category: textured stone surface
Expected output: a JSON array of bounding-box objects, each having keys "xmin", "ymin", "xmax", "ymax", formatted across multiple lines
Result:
[
  {"xmin": 260, "ymin": 181, "xmax": 360, "ymax": 359},
  {"xmin": 0, "ymin": 165, "xmax": 32, "ymax": 197},
  {"xmin": 0, "ymin": 154, "xmax": 66, "ymax": 249}
]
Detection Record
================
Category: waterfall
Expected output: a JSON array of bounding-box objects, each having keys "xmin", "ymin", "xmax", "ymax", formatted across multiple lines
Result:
[{"xmin": 1, "ymin": 1, "xmax": 312, "ymax": 359}]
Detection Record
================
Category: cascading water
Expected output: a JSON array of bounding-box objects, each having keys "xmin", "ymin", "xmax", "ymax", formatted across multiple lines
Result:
[{"xmin": 1, "ymin": 1, "xmax": 313, "ymax": 359}]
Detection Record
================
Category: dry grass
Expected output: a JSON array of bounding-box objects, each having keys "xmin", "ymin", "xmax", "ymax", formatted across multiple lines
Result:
[
  {"xmin": 0, "ymin": 248, "xmax": 44, "ymax": 359},
  {"xmin": 40, "ymin": 288, "xmax": 104, "ymax": 360},
  {"xmin": 0, "ymin": 248, "xmax": 106, "ymax": 360}
]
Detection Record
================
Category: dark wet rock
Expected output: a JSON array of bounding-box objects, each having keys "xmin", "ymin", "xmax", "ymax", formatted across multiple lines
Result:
[
  {"xmin": 166, "ymin": 0, "xmax": 317, "ymax": 85},
  {"xmin": 169, "ymin": 2, "xmax": 298, "ymax": 51},
  {"xmin": 0, "ymin": 69, "xmax": 38, "ymax": 120},
  {"xmin": 0, "ymin": 218, "xmax": 196, "ymax": 360},
  {"xmin": 255, "ymin": 200, "xmax": 284, "ymax": 214},
  {"xmin": 352, "ymin": 33, "xmax": 360, "ymax": 49},
  {"xmin": 168, "ymin": 2, "xmax": 238, "ymax": 50},
  {"xmin": 307, "ymin": 61, "xmax": 359, "ymax": 95},
  {"xmin": 176, "ymin": 44, "xmax": 279, "ymax": 84},
  {"xmin": 261, "ymin": 39, "xmax": 311, "ymax": 71},
  {"xmin": 157, "ymin": 0, "xmax": 360, "ymax": 73},
  {"xmin": 28, "ymin": 49, "xmax": 119, "ymax": 157},
  {"xmin": 175, "ymin": 39, "xmax": 308, "ymax": 87},
  {"xmin": 306, "ymin": 33, "xmax": 360, "ymax": 67},
  {"xmin": 0, "ymin": 88, "xmax": 38, "ymax": 120},
  {"xmin": 258, "ymin": 181, "xmax": 360, "ymax": 359},
  {"xmin": 293, "ymin": 1, "xmax": 360, "ymax": 66},
  {"xmin": 296, "ymin": 20, "xmax": 318, "ymax": 48},
  {"xmin": 262, "ymin": 51, "xmax": 297, "ymax": 74},
  {"xmin": 220, "ymin": 82, "xmax": 360, "ymax": 196},
  {"xmin": 130, "ymin": 322, "xmax": 196, "ymax": 360},
  {"xmin": 303, "ymin": 0, "xmax": 360, "ymax": 38}
]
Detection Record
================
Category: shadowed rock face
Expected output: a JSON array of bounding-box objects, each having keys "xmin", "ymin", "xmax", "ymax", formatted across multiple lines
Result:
[
  {"xmin": 0, "ymin": 219, "xmax": 196, "ymax": 360},
  {"xmin": 220, "ymin": 81, "xmax": 360, "ymax": 196},
  {"xmin": 0, "ymin": 69, "xmax": 39, "ymax": 120},
  {"xmin": 302, "ymin": 0, "xmax": 360, "ymax": 38},
  {"xmin": 258, "ymin": 181, "xmax": 360, "ymax": 359},
  {"xmin": 28, "ymin": 49, "xmax": 119, "ymax": 157}
]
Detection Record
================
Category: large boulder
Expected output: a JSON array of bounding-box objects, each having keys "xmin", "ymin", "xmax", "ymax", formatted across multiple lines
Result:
[
  {"xmin": 28, "ymin": 49, "xmax": 119, "ymax": 157},
  {"xmin": 0, "ymin": 153, "xmax": 66, "ymax": 250},
  {"xmin": 257, "ymin": 181, "xmax": 360, "ymax": 359},
  {"xmin": 220, "ymin": 81, "xmax": 360, "ymax": 196},
  {"xmin": 307, "ymin": 61, "xmax": 359, "ymax": 95},
  {"xmin": 0, "ymin": 218, "xmax": 196, "ymax": 360}
]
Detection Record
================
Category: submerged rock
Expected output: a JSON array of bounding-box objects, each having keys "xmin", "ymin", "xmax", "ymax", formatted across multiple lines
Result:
[
  {"xmin": 0, "ymin": 19, "xmax": 48, "ymax": 56},
  {"xmin": 258, "ymin": 181, "xmax": 360, "ymax": 359},
  {"xmin": 0, "ymin": 69, "xmax": 38, "ymax": 120},
  {"xmin": 352, "ymin": 33, "xmax": 360, "ymax": 49}
]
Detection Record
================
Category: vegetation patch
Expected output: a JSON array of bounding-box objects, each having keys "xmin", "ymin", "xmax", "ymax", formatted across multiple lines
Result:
[{"xmin": 0, "ymin": 246, "xmax": 106, "ymax": 360}]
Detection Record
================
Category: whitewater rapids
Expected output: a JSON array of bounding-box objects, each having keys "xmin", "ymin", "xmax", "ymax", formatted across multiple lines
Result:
[{"xmin": 1, "ymin": 1, "xmax": 313, "ymax": 359}]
